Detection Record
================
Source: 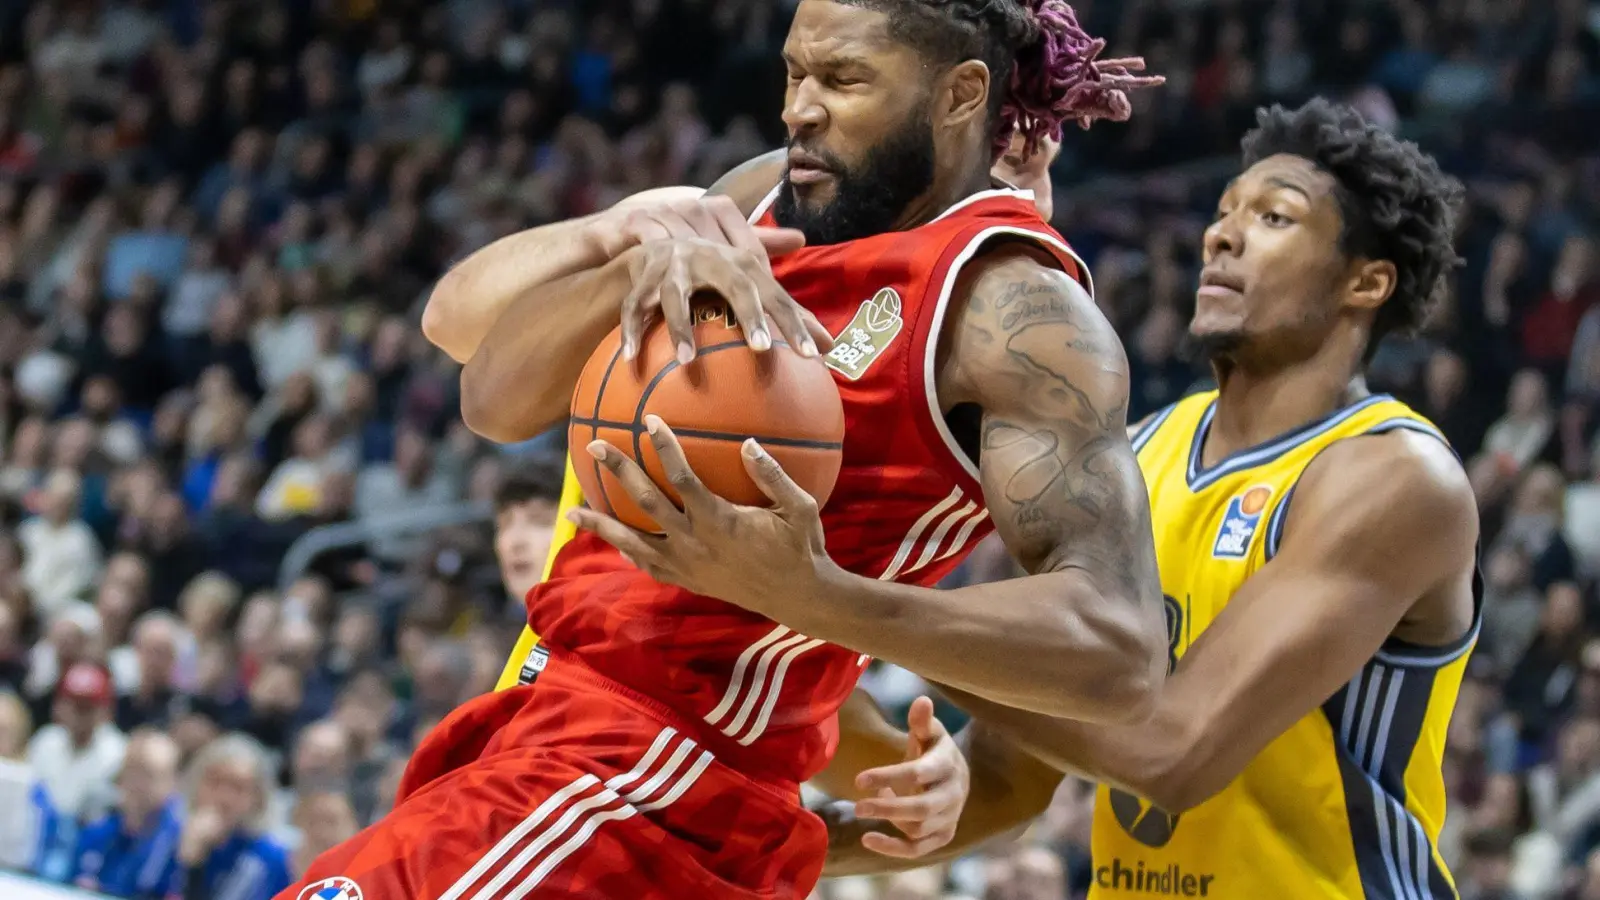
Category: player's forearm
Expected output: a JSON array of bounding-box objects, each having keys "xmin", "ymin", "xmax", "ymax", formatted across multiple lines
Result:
[
  {"xmin": 460, "ymin": 250, "xmax": 633, "ymax": 443},
  {"xmin": 817, "ymin": 722, "xmax": 1061, "ymax": 876},
  {"xmin": 943, "ymin": 684, "xmax": 1205, "ymax": 814},
  {"xmin": 802, "ymin": 566, "xmax": 1162, "ymax": 722},
  {"xmin": 424, "ymin": 214, "xmax": 612, "ymax": 363}
]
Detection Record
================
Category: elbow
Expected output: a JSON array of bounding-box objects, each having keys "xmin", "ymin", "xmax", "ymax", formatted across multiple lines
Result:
[
  {"xmin": 1136, "ymin": 755, "xmax": 1222, "ymax": 816},
  {"xmin": 1064, "ymin": 601, "xmax": 1165, "ymax": 725},
  {"xmin": 459, "ymin": 363, "xmax": 549, "ymax": 444},
  {"xmin": 422, "ymin": 278, "xmax": 465, "ymax": 362}
]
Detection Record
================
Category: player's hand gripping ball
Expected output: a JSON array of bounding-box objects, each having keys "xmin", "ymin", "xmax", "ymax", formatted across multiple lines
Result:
[
  {"xmin": 567, "ymin": 298, "xmax": 848, "ymax": 611},
  {"xmin": 568, "ymin": 297, "xmax": 845, "ymax": 535}
]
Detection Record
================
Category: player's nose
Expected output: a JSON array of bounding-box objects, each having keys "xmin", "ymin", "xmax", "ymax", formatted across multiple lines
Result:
[
  {"xmin": 1203, "ymin": 214, "xmax": 1242, "ymax": 261},
  {"xmin": 782, "ymin": 79, "xmax": 827, "ymax": 135}
]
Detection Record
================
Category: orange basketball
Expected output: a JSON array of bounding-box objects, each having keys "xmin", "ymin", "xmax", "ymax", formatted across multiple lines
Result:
[{"xmin": 569, "ymin": 298, "xmax": 845, "ymax": 532}]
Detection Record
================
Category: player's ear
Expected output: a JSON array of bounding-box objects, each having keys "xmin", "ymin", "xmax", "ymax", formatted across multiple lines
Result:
[
  {"xmin": 938, "ymin": 60, "xmax": 990, "ymax": 132},
  {"xmin": 1346, "ymin": 259, "xmax": 1397, "ymax": 313}
]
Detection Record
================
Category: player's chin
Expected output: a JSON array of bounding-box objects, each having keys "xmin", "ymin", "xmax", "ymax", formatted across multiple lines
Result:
[{"xmin": 1185, "ymin": 315, "xmax": 1251, "ymax": 361}]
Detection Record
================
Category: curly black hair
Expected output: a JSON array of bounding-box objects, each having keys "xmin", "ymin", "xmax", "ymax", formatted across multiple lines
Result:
[{"xmin": 1240, "ymin": 99, "xmax": 1464, "ymax": 358}]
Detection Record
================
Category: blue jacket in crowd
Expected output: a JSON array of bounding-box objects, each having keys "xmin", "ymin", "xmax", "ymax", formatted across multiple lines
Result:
[{"xmin": 71, "ymin": 798, "xmax": 185, "ymax": 900}]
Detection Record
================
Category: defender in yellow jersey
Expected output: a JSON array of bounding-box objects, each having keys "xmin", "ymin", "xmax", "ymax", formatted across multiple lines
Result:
[{"xmin": 839, "ymin": 99, "xmax": 1482, "ymax": 899}]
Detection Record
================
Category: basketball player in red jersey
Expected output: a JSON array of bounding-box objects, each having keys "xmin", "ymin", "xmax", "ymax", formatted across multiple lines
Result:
[{"xmin": 284, "ymin": 2, "xmax": 1164, "ymax": 898}]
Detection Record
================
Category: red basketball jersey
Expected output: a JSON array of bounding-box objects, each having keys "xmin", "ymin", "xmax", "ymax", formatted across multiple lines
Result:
[{"xmin": 528, "ymin": 185, "xmax": 1089, "ymax": 785}]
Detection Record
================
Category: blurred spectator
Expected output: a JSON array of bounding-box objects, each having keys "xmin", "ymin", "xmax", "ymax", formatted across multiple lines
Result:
[
  {"xmin": 19, "ymin": 469, "xmax": 103, "ymax": 617},
  {"xmin": 173, "ymin": 733, "xmax": 291, "ymax": 900},
  {"xmin": 70, "ymin": 729, "xmax": 183, "ymax": 898},
  {"xmin": 27, "ymin": 662, "xmax": 124, "ymax": 823}
]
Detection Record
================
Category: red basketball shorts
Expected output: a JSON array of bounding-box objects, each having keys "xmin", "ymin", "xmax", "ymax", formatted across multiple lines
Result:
[{"xmin": 277, "ymin": 651, "xmax": 828, "ymax": 900}]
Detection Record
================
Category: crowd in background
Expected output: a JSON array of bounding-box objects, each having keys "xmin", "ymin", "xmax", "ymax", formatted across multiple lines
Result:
[{"xmin": 0, "ymin": 0, "xmax": 1594, "ymax": 898}]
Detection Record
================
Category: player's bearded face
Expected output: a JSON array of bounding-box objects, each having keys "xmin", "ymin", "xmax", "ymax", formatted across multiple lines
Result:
[{"xmin": 772, "ymin": 100, "xmax": 936, "ymax": 246}]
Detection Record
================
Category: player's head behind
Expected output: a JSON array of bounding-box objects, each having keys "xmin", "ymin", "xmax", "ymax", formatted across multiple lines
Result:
[
  {"xmin": 494, "ymin": 456, "xmax": 564, "ymax": 600},
  {"xmin": 1192, "ymin": 99, "xmax": 1464, "ymax": 372},
  {"xmin": 773, "ymin": 0, "xmax": 1145, "ymax": 246}
]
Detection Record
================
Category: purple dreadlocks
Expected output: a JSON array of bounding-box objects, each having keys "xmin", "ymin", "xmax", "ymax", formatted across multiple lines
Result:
[{"xmin": 835, "ymin": 0, "xmax": 1162, "ymax": 160}]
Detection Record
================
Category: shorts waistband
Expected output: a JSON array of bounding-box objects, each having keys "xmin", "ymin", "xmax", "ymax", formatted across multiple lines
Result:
[{"xmin": 540, "ymin": 647, "xmax": 803, "ymax": 797}]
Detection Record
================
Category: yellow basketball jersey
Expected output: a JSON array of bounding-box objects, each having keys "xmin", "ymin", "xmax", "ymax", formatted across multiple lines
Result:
[{"xmin": 1090, "ymin": 391, "xmax": 1476, "ymax": 899}]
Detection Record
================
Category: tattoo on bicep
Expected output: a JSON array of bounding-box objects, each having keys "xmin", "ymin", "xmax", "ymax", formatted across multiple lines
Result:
[{"xmin": 972, "ymin": 270, "xmax": 1151, "ymax": 594}]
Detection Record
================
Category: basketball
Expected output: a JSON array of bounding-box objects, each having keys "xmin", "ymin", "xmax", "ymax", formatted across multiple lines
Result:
[{"xmin": 569, "ymin": 297, "xmax": 846, "ymax": 532}]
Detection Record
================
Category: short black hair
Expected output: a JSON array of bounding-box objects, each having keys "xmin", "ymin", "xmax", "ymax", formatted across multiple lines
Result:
[
  {"xmin": 494, "ymin": 456, "xmax": 564, "ymax": 513},
  {"xmin": 1241, "ymin": 100, "xmax": 1464, "ymax": 358}
]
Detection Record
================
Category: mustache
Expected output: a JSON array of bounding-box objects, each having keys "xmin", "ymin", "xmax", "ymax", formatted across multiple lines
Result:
[{"xmin": 786, "ymin": 140, "xmax": 847, "ymax": 172}]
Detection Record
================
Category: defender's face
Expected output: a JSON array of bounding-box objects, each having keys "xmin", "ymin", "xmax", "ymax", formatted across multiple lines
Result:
[{"xmin": 1193, "ymin": 154, "xmax": 1351, "ymax": 360}]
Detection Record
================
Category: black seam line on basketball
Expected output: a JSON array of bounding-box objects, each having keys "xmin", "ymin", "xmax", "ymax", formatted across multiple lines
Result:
[
  {"xmin": 632, "ymin": 338, "xmax": 764, "ymax": 465},
  {"xmin": 571, "ymin": 417, "xmax": 843, "ymax": 450},
  {"xmin": 591, "ymin": 342, "xmax": 627, "ymax": 516}
]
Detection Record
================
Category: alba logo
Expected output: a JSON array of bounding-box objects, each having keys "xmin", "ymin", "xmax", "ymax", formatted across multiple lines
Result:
[{"xmin": 1212, "ymin": 484, "xmax": 1274, "ymax": 560}]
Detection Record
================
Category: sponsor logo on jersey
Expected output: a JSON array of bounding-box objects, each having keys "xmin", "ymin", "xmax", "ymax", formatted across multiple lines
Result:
[
  {"xmin": 1211, "ymin": 484, "xmax": 1273, "ymax": 560},
  {"xmin": 824, "ymin": 288, "xmax": 904, "ymax": 381},
  {"xmin": 1094, "ymin": 859, "xmax": 1216, "ymax": 896},
  {"xmin": 299, "ymin": 876, "xmax": 364, "ymax": 900}
]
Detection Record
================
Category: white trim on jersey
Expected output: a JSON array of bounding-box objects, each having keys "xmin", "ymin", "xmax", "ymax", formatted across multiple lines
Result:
[
  {"xmin": 705, "ymin": 624, "xmax": 791, "ymax": 726},
  {"xmin": 930, "ymin": 187, "xmax": 1038, "ymax": 223},
  {"xmin": 748, "ymin": 184, "xmax": 783, "ymax": 224},
  {"xmin": 920, "ymin": 225, "xmax": 1094, "ymax": 482},
  {"xmin": 704, "ymin": 626, "xmax": 827, "ymax": 745},
  {"xmin": 879, "ymin": 487, "xmax": 964, "ymax": 580},
  {"xmin": 879, "ymin": 488, "xmax": 991, "ymax": 582},
  {"xmin": 438, "ymin": 726, "xmax": 712, "ymax": 900}
]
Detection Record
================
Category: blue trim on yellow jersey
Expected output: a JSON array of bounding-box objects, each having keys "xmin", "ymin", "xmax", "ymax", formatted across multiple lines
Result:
[
  {"xmin": 1325, "ymin": 662, "xmax": 1458, "ymax": 900},
  {"xmin": 1131, "ymin": 402, "xmax": 1180, "ymax": 455},
  {"xmin": 1184, "ymin": 394, "xmax": 1394, "ymax": 491}
]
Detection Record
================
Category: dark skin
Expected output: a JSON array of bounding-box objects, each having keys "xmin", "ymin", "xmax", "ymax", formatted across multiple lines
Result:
[
  {"xmin": 579, "ymin": 247, "xmax": 1164, "ymax": 721},
  {"xmin": 566, "ymin": 0, "xmax": 1165, "ymax": 721},
  {"xmin": 813, "ymin": 152, "xmax": 1481, "ymax": 871}
]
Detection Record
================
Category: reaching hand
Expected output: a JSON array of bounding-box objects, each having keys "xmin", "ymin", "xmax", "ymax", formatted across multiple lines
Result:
[
  {"xmin": 851, "ymin": 697, "xmax": 970, "ymax": 859},
  {"xmin": 566, "ymin": 416, "xmax": 831, "ymax": 617},
  {"xmin": 588, "ymin": 194, "xmax": 831, "ymax": 363}
]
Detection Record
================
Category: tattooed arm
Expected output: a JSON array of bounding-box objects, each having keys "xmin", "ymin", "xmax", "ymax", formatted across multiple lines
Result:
[{"xmin": 569, "ymin": 246, "xmax": 1165, "ymax": 719}]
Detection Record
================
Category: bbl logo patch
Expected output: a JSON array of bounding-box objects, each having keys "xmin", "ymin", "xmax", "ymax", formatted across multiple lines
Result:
[
  {"xmin": 823, "ymin": 288, "xmax": 904, "ymax": 381},
  {"xmin": 1212, "ymin": 485, "xmax": 1274, "ymax": 559},
  {"xmin": 299, "ymin": 876, "xmax": 364, "ymax": 900}
]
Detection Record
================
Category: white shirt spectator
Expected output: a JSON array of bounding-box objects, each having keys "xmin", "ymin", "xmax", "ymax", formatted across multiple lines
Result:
[
  {"xmin": 18, "ymin": 516, "xmax": 104, "ymax": 619},
  {"xmin": 0, "ymin": 758, "xmax": 42, "ymax": 871},
  {"xmin": 27, "ymin": 722, "xmax": 125, "ymax": 822}
]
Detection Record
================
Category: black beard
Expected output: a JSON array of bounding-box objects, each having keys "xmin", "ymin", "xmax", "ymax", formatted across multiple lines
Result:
[
  {"xmin": 1181, "ymin": 330, "xmax": 1246, "ymax": 367},
  {"xmin": 772, "ymin": 110, "xmax": 936, "ymax": 246}
]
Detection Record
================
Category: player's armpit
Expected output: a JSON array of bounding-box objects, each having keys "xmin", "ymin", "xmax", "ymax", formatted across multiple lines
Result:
[{"xmin": 943, "ymin": 430, "xmax": 1479, "ymax": 814}]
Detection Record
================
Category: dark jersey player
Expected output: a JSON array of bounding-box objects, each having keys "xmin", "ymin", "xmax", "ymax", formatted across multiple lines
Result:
[{"xmin": 282, "ymin": 2, "xmax": 1167, "ymax": 899}]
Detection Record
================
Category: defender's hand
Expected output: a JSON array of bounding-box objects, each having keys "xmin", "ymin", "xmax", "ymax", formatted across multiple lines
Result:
[
  {"xmin": 590, "ymin": 195, "xmax": 830, "ymax": 362},
  {"xmin": 567, "ymin": 416, "xmax": 829, "ymax": 615},
  {"xmin": 852, "ymin": 697, "xmax": 969, "ymax": 859}
]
